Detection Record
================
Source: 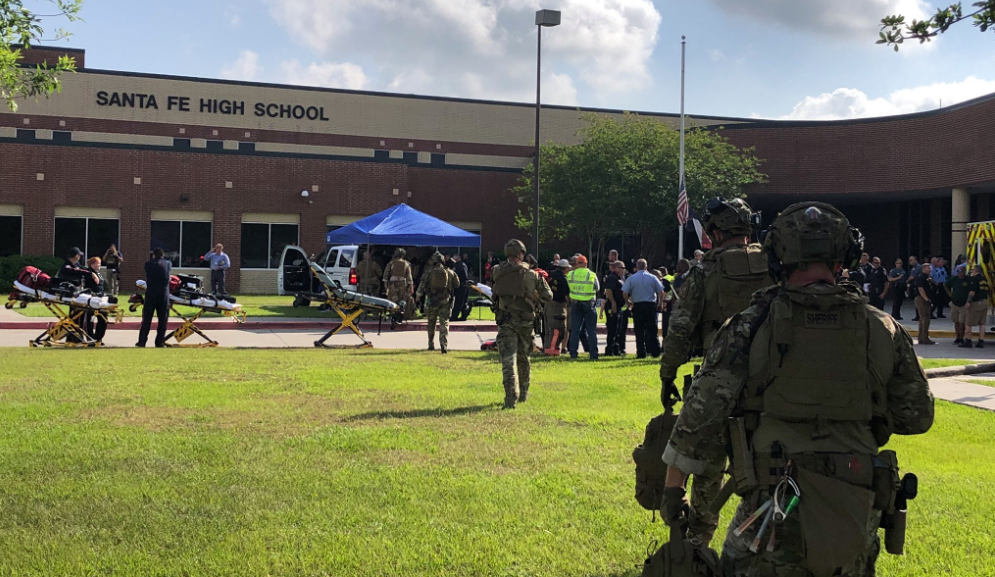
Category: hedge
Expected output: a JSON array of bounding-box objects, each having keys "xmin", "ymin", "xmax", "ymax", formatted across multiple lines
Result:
[{"xmin": 0, "ymin": 255, "xmax": 65, "ymax": 292}]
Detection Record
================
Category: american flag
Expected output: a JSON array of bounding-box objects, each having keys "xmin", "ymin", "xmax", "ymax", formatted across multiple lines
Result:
[{"xmin": 676, "ymin": 179, "xmax": 689, "ymax": 226}]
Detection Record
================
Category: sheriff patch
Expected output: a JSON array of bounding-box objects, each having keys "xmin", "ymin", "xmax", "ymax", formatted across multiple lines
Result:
[{"xmin": 803, "ymin": 310, "xmax": 842, "ymax": 329}]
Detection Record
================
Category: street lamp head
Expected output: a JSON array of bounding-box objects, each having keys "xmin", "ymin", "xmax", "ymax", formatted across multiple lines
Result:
[{"xmin": 536, "ymin": 9, "xmax": 561, "ymax": 27}]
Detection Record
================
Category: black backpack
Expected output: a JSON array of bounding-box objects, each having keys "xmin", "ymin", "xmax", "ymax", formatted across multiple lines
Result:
[{"xmin": 633, "ymin": 409, "xmax": 680, "ymax": 512}]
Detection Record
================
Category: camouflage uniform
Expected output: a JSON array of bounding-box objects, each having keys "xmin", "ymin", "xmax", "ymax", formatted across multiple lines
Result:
[
  {"xmin": 659, "ymin": 200, "xmax": 772, "ymax": 544},
  {"xmin": 417, "ymin": 256, "xmax": 460, "ymax": 352},
  {"xmin": 663, "ymin": 203, "xmax": 934, "ymax": 577},
  {"xmin": 383, "ymin": 255, "xmax": 413, "ymax": 309},
  {"xmin": 492, "ymin": 241, "xmax": 552, "ymax": 409},
  {"xmin": 356, "ymin": 257, "xmax": 383, "ymax": 296}
]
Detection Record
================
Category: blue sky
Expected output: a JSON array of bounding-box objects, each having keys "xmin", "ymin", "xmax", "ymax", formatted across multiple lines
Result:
[{"xmin": 40, "ymin": 0, "xmax": 995, "ymax": 119}]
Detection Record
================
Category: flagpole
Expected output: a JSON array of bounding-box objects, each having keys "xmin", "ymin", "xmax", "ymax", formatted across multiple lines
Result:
[{"xmin": 678, "ymin": 36, "xmax": 686, "ymax": 260}]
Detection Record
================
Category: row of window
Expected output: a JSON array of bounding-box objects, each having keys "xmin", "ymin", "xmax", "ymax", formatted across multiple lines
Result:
[{"xmin": 0, "ymin": 216, "xmax": 299, "ymax": 270}]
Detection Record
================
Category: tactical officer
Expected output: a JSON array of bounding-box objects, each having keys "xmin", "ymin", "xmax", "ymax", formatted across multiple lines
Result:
[
  {"xmin": 658, "ymin": 197, "xmax": 773, "ymax": 544},
  {"xmin": 416, "ymin": 252, "xmax": 460, "ymax": 353},
  {"xmin": 661, "ymin": 202, "xmax": 934, "ymax": 576},
  {"xmin": 356, "ymin": 249, "xmax": 383, "ymax": 296},
  {"xmin": 383, "ymin": 248, "xmax": 413, "ymax": 311},
  {"xmin": 492, "ymin": 239, "xmax": 552, "ymax": 409}
]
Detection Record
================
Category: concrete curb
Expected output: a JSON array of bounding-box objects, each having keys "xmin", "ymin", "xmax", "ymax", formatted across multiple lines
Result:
[{"xmin": 925, "ymin": 362, "xmax": 995, "ymax": 379}]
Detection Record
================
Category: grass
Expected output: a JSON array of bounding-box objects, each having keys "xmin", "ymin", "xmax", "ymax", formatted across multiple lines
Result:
[
  {"xmin": 919, "ymin": 358, "xmax": 978, "ymax": 370},
  {"xmin": 966, "ymin": 379, "xmax": 995, "ymax": 388},
  {"xmin": 0, "ymin": 350, "xmax": 991, "ymax": 576},
  {"xmin": 9, "ymin": 295, "xmax": 499, "ymax": 321}
]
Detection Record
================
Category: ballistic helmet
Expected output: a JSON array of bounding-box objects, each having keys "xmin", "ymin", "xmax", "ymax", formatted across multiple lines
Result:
[
  {"xmin": 763, "ymin": 202, "xmax": 862, "ymax": 273},
  {"xmin": 429, "ymin": 251, "xmax": 445, "ymax": 265},
  {"xmin": 504, "ymin": 239, "xmax": 526, "ymax": 259},
  {"xmin": 393, "ymin": 248, "xmax": 406, "ymax": 259},
  {"xmin": 704, "ymin": 198, "xmax": 756, "ymax": 237}
]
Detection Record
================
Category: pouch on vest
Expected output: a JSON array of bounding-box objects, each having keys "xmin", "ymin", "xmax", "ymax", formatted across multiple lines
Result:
[
  {"xmin": 796, "ymin": 467, "xmax": 876, "ymax": 577},
  {"xmin": 390, "ymin": 260, "xmax": 407, "ymax": 278},
  {"xmin": 640, "ymin": 526, "xmax": 723, "ymax": 577},
  {"xmin": 633, "ymin": 411, "xmax": 680, "ymax": 511},
  {"xmin": 715, "ymin": 246, "xmax": 769, "ymax": 320},
  {"xmin": 429, "ymin": 267, "xmax": 449, "ymax": 291}
]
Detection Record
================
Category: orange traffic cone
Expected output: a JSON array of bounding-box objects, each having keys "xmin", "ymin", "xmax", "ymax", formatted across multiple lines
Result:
[{"xmin": 544, "ymin": 329, "xmax": 561, "ymax": 356}]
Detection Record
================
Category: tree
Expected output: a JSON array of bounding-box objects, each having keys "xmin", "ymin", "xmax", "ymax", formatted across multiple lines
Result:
[
  {"xmin": 878, "ymin": 1, "xmax": 995, "ymax": 50},
  {"xmin": 514, "ymin": 113, "xmax": 766, "ymax": 265},
  {"xmin": 1, "ymin": 0, "xmax": 83, "ymax": 111}
]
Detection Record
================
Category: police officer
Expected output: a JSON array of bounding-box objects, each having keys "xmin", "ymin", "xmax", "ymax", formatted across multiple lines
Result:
[
  {"xmin": 658, "ymin": 197, "xmax": 773, "ymax": 544},
  {"xmin": 383, "ymin": 248, "xmax": 413, "ymax": 319},
  {"xmin": 137, "ymin": 247, "xmax": 172, "ymax": 348},
  {"xmin": 356, "ymin": 249, "xmax": 383, "ymax": 296},
  {"xmin": 416, "ymin": 252, "xmax": 460, "ymax": 353},
  {"xmin": 661, "ymin": 202, "xmax": 934, "ymax": 576},
  {"xmin": 492, "ymin": 239, "xmax": 552, "ymax": 409}
]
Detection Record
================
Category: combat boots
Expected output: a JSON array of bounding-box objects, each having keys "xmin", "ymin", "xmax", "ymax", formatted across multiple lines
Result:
[
  {"xmin": 428, "ymin": 342, "xmax": 435, "ymax": 351},
  {"xmin": 519, "ymin": 386, "xmax": 529, "ymax": 404}
]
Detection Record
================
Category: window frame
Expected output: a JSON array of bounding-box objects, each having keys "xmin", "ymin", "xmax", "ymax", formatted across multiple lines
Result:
[
  {"xmin": 150, "ymin": 218, "xmax": 214, "ymax": 268},
  {"xmin": 240, "ymin": 221, "xmax": 300, "ymax": 270},
  {"xmin": 0, "ymin": 215, "xmax": 23, "ymax": 257},
  {"xmin": 53, "ymin": 216, "xmax": 120, "ymax": 260}
]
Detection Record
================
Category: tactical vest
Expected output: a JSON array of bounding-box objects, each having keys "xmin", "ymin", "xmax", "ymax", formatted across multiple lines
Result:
[
  {"xmin": 566, "ymin": 268, "xmax": 597, "ymax": 302},
  {"xmin": 358, "ymin": 261, "xmax": 379, "ymax": 282},
  {"xmin": 387, "ymin": 259, "xmax": 408, "ymax": 283},
  {"xmin": 742, "ymin": 288, "xmax": 891, "ymax": 457},
  {"xmin": 493, "ymin": 264, "xmax": 539, "ymax": 315},
  {"xmin": 428, "ymin": 266, "xmax": 449, "ymax": 292},
  {"xmin": 700, "ymin": 244, "xmax": 771, "ymax": 349}
]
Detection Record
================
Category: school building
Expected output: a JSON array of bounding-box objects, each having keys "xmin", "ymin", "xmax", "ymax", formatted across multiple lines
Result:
[{"xmin": 2, "ymin": 46, "xmax": 994, "ymax": 292}]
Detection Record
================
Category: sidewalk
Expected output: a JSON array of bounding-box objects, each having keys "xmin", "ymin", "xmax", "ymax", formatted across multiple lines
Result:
[{"xmin": 929, "ymin": 374, "xmax": 995, "ymax": 412}]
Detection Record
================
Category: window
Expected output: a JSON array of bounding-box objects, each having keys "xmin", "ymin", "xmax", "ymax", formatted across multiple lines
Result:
[
  {"xmin": 240, "ymin": 222, "xmax": 299, "ymax": 269},
  {"xmin": 402, "ymin": 151, "xmax": 417, "ymax": 163},
  {"xmin": 54, "ymin": 217, "xmax": 119, "ymax": 260},
  {"xmin": 174, "ymin": 138, "xmax": 191, "ymax": 149},
  {"xmin": 206, "ymin": 140, "xmax": 223, "ymax": 151},
  {"xmin": 16, "ymin": 129, "xmax": 35, "ymax": 141},
  {"xmin": 53, "ymin": 131, "xmax": 72, "ymax": 143},
  {"xmin": 150, "ymin": 220, "xmax": 213, "ymax": 267},
  {"xmin": 374, "ymin": 150, "xmax": 389, "ymax": 160},
  {"xmin": 0, "ymin": 215, "xmax": 22, "ymax": 256},
  {"xmin": 431, "ymin": 153, "xmax": 445, "ymax": 166},
  {"xmin": 238, "ymin": 142, "xmax": 255, "ymax": 152}
]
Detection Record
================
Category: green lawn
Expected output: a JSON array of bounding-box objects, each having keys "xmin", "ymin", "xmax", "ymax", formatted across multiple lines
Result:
[
  {"xmin": 10, "ymin": 295, "xmax": 498, "ymax": 321},
  {"xmin": 0, "ymin": 350, "xmax": 990, "ymax": 576},
  {"xmin": 966, "ymin": 379, "xmax": 995, "ymax": 388}
]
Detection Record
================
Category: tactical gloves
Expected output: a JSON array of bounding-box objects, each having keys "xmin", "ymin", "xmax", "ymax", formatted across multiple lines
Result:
[
  {"xmin": 662, "ymin": 486, "xmax": 689, "ymax": 529},
  {"xmin": 661, "ymin": 378, "xmax": 681, "ymax": 410}
]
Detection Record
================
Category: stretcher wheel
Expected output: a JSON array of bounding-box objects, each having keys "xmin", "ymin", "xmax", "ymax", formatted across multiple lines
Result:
[
  {"xmin": 4, "ymin": 301, "xmax": 13, "ymax": 310},
  {"xmin": 129, "ymin": 304, "xmax": 139, "ymax": 313}
]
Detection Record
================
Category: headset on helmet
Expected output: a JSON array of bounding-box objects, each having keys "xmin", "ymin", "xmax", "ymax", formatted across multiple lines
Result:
[
  {"xmin": 704, "ymin": 197, "xmax": 757, "ymax": 237},
  {"xmin": 761, "ymin": 202, "xmax": 863, "ymax": 280},
  {"xmin": 429, "ymin": 251, "xmax": 445, "ymax": 265}
]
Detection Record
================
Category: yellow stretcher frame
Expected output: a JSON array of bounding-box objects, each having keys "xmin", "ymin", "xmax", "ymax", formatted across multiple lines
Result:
[
  {"xmin": 128, "ymin": 294, "xmax": 246, "ymax": 348},
  {"xmin": 305, "ymin": 263, "xmax": 400, "ymax": 350},
  {"xmin": 5, "ymin": 292, "xmax": 122, "ymax": 348},
  {"xmin": 966, "ymin": 221, "xmax": 995, "ymax": 315}
]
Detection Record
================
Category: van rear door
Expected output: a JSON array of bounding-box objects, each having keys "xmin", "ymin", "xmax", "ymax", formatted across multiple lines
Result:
[{"xmin": 279, "ymin": 245, "xmax": 311, "ymax": 296}]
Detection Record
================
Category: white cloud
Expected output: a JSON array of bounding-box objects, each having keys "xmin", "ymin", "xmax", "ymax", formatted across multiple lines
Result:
[
  {"xmin": 265, "ymin": 0, "xmax": 660, "ymax": 103},
  {"xmin": 230, "ymin": 14, "xmax": 242, "ymax": 28},
  {"xmin": 221, "ymin": 50, "xmax": 262, "ymax": 81},
  {"xmin": 280, "ymin": 60, "xmax": 370, "ymax": 90},
  {"xmin": 707, "ymin": 49, "xmax": 726, "ymax": 62},
  {"xmin": 776, "ymin": 76, "xmax": 995, "ymax": 120},
  {"xmin": 708, "ymin": 0, "xmax": 930, "ymax": 40}
]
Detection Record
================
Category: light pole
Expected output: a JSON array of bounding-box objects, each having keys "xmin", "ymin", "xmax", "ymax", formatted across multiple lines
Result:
[{"xmin": 533, "ymin": 9, "xmax": 560, "ymax": 259}]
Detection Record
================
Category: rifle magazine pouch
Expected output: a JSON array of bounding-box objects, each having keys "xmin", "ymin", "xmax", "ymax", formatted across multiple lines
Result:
[{"xmin": 797, "ymin": 468, "xmax": 876, "ymax": 577}]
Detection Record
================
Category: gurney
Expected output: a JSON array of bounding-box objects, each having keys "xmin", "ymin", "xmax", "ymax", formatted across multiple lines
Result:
[
  {"xmin": 298, "ymin": 262, "xmax": 402, "ymax": 349},
  {"xmin": 6, "ymin": 276, "xmax": 121, "ymax": 348},
  {"xmin": 129, "ymin": 274, "xmax": 245, "ymax": 348}
]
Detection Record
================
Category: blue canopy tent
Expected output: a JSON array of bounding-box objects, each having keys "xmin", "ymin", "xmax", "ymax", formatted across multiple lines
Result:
[{"xmin": 325, "ymin": 203, "xmax": 480, "ymax": 247}]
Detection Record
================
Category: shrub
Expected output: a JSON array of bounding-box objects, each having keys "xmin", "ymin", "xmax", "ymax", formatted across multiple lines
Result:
[{"xmin": 0, "ymin": 255, "xmax": 65, "ymax": 292}]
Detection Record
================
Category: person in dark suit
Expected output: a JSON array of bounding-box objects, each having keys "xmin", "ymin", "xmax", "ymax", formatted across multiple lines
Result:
[
  {"xmin": 450, "ymin": 254, "xmax": 471, "ymax": 321},
  {"xmin": 137, "ymin": 247, "xmax": 172, "ymax": 348}
]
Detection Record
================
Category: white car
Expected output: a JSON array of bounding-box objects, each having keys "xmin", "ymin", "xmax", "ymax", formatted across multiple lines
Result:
[{"xmin": 278, "ymin": 244, "xmax": 359, "ymax": 297}]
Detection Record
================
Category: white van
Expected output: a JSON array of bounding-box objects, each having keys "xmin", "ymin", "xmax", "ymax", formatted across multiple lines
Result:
[{"xmin": 278, "ymin": 244, "xmax": 359, "ymax": 296}]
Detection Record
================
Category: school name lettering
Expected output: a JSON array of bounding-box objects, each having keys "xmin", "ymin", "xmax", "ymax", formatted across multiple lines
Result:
[{"xmin": 95, "ymin": 91, "xmax": 330, "ymax": 121}]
